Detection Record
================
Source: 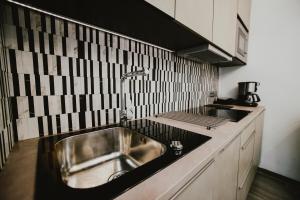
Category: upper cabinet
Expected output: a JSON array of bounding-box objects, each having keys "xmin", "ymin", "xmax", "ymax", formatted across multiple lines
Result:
[
  {"xmin": 238, "ymin": 0, "xmax": 252, "ymax": 29},
  {"xmin": 213, "ymin": 0, "xmax": 238, "ymax": 56},
  {"xmin": 145, "ymin": 0, "xmax": 175, "ymax": 18},
  {"xmin": 175, "ymin": 0, "xmax": 214, "ymax": 41}
]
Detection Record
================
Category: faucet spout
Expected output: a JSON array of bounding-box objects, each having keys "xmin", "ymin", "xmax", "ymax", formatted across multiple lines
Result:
[{"xmin": 120, "ymin": 68, "xmax": 149, "ymax": 123}]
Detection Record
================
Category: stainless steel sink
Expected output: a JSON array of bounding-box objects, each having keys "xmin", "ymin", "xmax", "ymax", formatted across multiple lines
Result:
[{"xmin": 55, "ymin": 127, "xmax": 166, "ymax": 189}]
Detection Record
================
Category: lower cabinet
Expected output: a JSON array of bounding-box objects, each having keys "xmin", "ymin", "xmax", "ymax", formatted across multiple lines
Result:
[
  {"xmin": 172, "ymin": 159, "xmax": 216, "ymax": 200},
  {"xmin": 171, "ymin": 111, "xmax": 264, "ymax": 200},
  {"xmin": 214, "ymin": 135, "xmax": 240, "ymax": 200}
]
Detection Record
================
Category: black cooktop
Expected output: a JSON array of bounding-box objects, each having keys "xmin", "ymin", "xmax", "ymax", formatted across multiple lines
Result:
[
  {"xmin": 183, "ymin": 105, "xmax": 251, "ymax": 122},
  {"xmin": 35, "ymin": 119, "xmax": 211, "ymax": 200}
]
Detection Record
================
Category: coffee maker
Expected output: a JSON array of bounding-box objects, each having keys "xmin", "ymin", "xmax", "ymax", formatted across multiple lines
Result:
[{"xmin": 237, "ymin": 82, "xmax": 261, "ymax": 107}]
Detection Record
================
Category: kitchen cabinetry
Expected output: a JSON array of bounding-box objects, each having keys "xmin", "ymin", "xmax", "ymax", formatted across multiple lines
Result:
[
  {"xmin": 175, "ymin": 0, "xmax": 214, "ymax": 41},
  {"xmin": 171, "ymin": 111, "xmax": 264, "ymax": 200},
  {"xmin": 145, "ymin": 0, "xmax": 175, "ymax": 17},
  {"xmin": 238, "ymin": 0, "xmax": 252, "ymax": 29},
  {"xmin": 213, "ymin": 0, "xmax": 238, "ymax": 55},
  {"xmin": 172, "ymin": 159, "xmax": 216, "ymax": 200},
  {"xmin": 214, "ymin": 135, "xmax": 240, "ymax": 200}
]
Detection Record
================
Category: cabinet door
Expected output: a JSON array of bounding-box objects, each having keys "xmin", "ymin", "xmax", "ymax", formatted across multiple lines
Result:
[
  {"xmin": 145, "ymin": 0, "xmax": 175, "ymax": 17},
  {"xmin": 253, "ymin": 112, "xmax": 264, "ymax": 167},
  {"xmin": 238, "ymin": 0, "xmax": 252, "ymax": 29},
  {"xmin": 214, "ymin": 136, "xmax": 240, "ymax": 200},
  {"xmin": 213, "ymin": 0, "xmax": 238, "ymax": 56},
  {"xmin": 175, "ymin": 0, "xmax": 213, "ymax": 41},
  {"xmin": 172, "ymin": 160, "xmax": 216, "ymax": 200}
]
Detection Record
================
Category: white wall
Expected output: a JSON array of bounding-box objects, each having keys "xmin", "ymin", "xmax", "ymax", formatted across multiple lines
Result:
[{"xmin": 219, "ymin": 0, "xmax": 300, "ymax": 181}]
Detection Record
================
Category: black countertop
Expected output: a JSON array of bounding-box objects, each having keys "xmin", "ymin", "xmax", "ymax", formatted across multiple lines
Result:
[{"xmin": 35, "ymin": 119, "xmax": 211, "ymax": 200}]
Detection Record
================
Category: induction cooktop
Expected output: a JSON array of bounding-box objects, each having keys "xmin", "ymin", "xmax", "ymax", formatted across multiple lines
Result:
[{"xmin": 185, "ymin": 105, "xmax": 251, "ymax": 122}]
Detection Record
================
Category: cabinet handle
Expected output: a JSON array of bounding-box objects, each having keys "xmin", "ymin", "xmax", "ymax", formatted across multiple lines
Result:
[{"xmin": 241, "ymin": 131, "xmax": 255, "ymax": 150}]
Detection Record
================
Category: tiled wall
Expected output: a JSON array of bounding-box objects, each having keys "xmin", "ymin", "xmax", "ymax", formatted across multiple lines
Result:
[
  {"xmin": 0, "ymin": 4, "xmax": 16, "ymax": 170},
  {"xmin": 0, "ymin": 3, "xmax": 218, "ymax": 168}
]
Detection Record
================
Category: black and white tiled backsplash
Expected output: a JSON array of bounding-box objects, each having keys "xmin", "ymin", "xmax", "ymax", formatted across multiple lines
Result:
[{"xmin": 0, "ymin": 3, "xmax": 218, "ymax": 169}]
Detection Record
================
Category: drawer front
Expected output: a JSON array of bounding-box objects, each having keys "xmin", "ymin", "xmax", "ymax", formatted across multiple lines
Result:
[
  {"xmin": 237, "ymin": 165, "xmax": 256, "ymax": 200},
  {"xmin": 240, "ymin": 121, "xmax": 255, "ymax": 147},
  {"xmin": 238, "ymin": 131, "xmax": 255, "ymax": 186},
  {"xmin": 172, "ymin": 159, "xmax": 215, "ymax": 200}
]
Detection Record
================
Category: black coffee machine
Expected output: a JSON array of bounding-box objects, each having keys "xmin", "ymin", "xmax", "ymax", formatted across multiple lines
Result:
[{"xmin": 237, "ymin": 82, "xmax": 261, "ymax": 107}]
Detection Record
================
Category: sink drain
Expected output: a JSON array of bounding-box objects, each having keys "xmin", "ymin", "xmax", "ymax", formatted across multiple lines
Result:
[{"xmin": 107, "ymin": 170, "xmax": 129, "ymax": 182}]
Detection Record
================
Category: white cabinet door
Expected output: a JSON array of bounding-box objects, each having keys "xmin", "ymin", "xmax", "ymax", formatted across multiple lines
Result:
[
  {"xmin": 238, "ymin": 0, "xmax": 252, "ymax": 29},
  {"xmin": 172, "ymin": 160, "xmax": 216, "ymax": 200},
  {"xmin": 214, "ymin": 136, "xmax": 240, "ymax": 200},
  {"xmin": 213, "ymin": 0, "xmax": 238, "ymax": 56},
  {"xmin": 145, "ymin": 0, "xmax": 175, "ymax": 17},
  {"xmin": 175, "ymin": 0, "xmax": 213, "ymax": 41}
]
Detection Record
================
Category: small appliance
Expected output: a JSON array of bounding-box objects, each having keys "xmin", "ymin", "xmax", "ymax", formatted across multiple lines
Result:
[{"xmin": 237, "ymin": 82, "xmax": 261, "ymax": 107}]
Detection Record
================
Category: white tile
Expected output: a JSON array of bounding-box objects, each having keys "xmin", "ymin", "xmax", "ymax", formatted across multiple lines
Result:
[
  {"xmin": 40, "ymin": 75, "xmax": 50, "ymax": 96},
  {"xmin": 101, "ymin": 62, "xmax": 108, "ymax": 78},
  {"xmin": 98, "ymin": 31, "xmax": 105, "ymax": 46},
  {"xmin": 53, "ymin": 35, "xmax": 63, "ymax": 56},
  {"xmin": 16, "ymin": 118, "xmax": 38, "ymax": 140},
  {"xmin": 30, "ymin": 11, "xmax": 42, "ymax": 31},
  {"xmin": 74, "ymin": 77, "xmax": 84, "ymax": 94},
  {"xmin": 100, "ymin": 110, "xmax": 106, "ymax": 125},
  {"xmin": 92, "ymin": 94, "xmax": 101, "ymax": 110},
  {"xmin": 86, "ymin": 27, "xmax": 90, "ymax": 42},
  {"xmin": 72, "ymin": 113, "xmax": 79, "ymax": 130},
  {"xmin": 42, "ymin": 116, "xmax": 49, "ymax": 136},
  {"xmin": 64, "ymin": 95, "xmax": 73, "ymax": 113},
  {"xmin": 91, "ymin": 43, "xmax": 97, "ymax": 61},
  {"xmin": 85, "ymin": 111, "xmax": 92, "ymax": 128},
  {"xmin": 21, "ymin": 30, "xmax": 29, "ymax": 52},
  {"xmin": 34, "ymin": 96, "xmax": 44, "ymax": 117},
  {"xmin": 60, "ymin": 56, "xmax": 69, "ymax": 76},
  {"xmin": 48, "ymin": 55, "xmax": 57, "ymax": 75},
  {"xmin": 43, "ymin": 33, "xmax": 50, "ymax": 54},
  {"xmin": 102, "ymin": 78, "xmax": 109, "ymax": 94},
  {"xmin": 48, "ymin": 96, "xmax": 61, "ymax": 115},
  {"xmin": 51, "ymin": 115, "xmax": 57, "ymax": 134},
  {"xmin": 15, "ymin": 50, "xmax": 23, "ymax": 74},
  {"xmin": 79, "ymin": 25, "xmax": 83, "ymax": 41},
  {"xmin": 4, "ymin": 24, "xmax": 18, "ymax": 49},
  {"xmin": 55, "ymin": 18, "xmax": 64, "ymax": 36},
  {"xmin": 68, "ymin": 22, "xmax": 76, "ymax": 39},
  {"xmin": 92, "ymin": 60, "xmax": 100, "ymax": 77},
  {"xmin": 54, "ymin": 76, "xmax": 63, "ymax": 95},
  {"xmin": 33, "ymin": 31, "xmax": 40, "ymax": 53},
  {"xmin": 45, "ymin": 16, "xmax": 52, "ymax": 34},
  {"xmin": 103, "ymin": 94, "xmax": 110, "ymax": 109},
  {"xmin": 66, "ymin": 38, "xmax": 78, "ymax": 58},
  {"xmin": 60, "ymin": 114, "xmax": 69, "ymax": 133},
  {"xmin": 94, "ymin": 77, "xmax": 100, "ymax": 94}
]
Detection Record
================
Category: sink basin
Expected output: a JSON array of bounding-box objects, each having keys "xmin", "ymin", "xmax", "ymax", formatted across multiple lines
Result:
[{"xmin": 55, "ymin": 127, "xmax": 166, "ymax": 189}]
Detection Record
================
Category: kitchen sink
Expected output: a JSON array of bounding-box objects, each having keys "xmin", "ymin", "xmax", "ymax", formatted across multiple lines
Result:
[{"xmin": 55, "ymin": 127, "xmax": 166, "ymax": 189}]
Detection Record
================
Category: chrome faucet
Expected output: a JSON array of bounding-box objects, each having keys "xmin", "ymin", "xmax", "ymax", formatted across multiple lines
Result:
[{"xmin": 120, "ymin": 68, "xmax": 149, "ymax": 123}]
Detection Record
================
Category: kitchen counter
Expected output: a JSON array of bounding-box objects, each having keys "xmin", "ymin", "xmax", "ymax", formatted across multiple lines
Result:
[{"xmin": 0, "ymin": 106, "xmax": 265, "ymax": 200}]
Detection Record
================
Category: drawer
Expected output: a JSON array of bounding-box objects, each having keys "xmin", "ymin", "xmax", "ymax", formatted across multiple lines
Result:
[
  {"xmin": 240, "ymin": 121, "xmax": 255, "ymax": 147},
  {"xmin": 238, "ymin": 131, "xmax": 255, "ymax": 186},
  {"xmin": 237, "ymin": 165, "xmax": 256, "ymax": 200}
]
